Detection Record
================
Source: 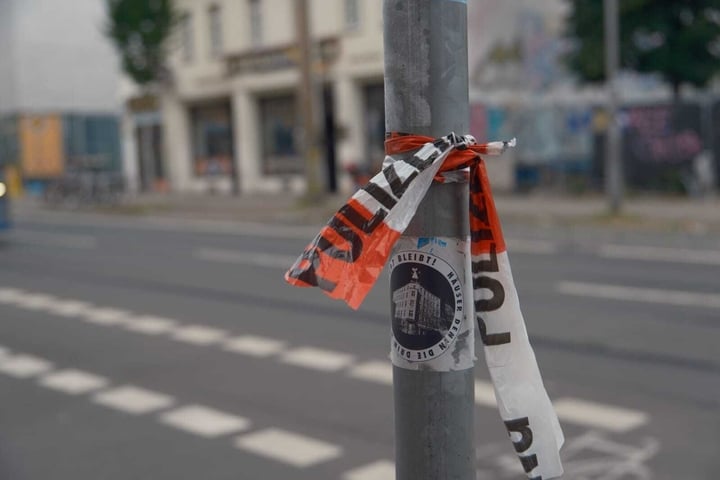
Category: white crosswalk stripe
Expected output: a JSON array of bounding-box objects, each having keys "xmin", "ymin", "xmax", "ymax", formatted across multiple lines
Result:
[
  {"xmin": 280, "ymin": 347, "xmax": 355, "ymax": 372},
  {"xmin": 558, "ymin": 281, "xmax": 720, "ymax": 309},
  {"xmin": 124, "ymin": 315, "xmax": 178, "ymax": 335},
  {"xmin": 160, "ymin": 405, "xmax": 251, "ymax": 438},
  {"xmin": 39, "ymin": 369, "xmax": 109, "ymax": 394},
  {"xmin": 0, "ymin": 287, "xmax": 27, "ymax": 303},
  {"xmin": 13, "ymin": 293, "xmax": 58, "ymax": 310},
  {"xmin": 223, "ymin": 335, "xmax": 285, "ymax": 357},
  {"xmin": 47, "ymin": 300, "xmax": 93, "ymax": 317},
  {"xmin": 83, "ymin": 307, "xmax": 133, "ymax": 326},
  {"xmin": 553, "ymin": 398, "xmax": 649, "ymax": 433},
  {"xmin": 347, "ymin": 361, "xmax": 393, "ymax": 385},
  {"xmin": 343, "ymin": 460, "xmax": 396, "ymax": 480},
  {"xmin": 0, "ymin": 354, "xmax": 53, "ymax": 378},
  {"xmin": 93, "ymin": 385, "xmax": 175, "ymax": 414},
  {"xmin": 235, "ymin": 428, "xmax": 342, "ymax": 467},
  {"xmin": 171, "ymin": 325, "xmax": 227, "ymax": 345}
]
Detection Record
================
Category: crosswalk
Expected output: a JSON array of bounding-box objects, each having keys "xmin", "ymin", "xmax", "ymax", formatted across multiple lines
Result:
[{"xmin": 0, "ymin": 285, "xmax": 653, "ymax": 478}]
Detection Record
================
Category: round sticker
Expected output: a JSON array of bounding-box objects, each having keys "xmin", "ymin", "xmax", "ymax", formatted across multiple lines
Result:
[{"xmin": 389, "ymin": 250, "xmax": 464, "ymax": 362}]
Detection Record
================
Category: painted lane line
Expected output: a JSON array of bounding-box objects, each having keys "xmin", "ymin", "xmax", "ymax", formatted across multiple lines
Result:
[
  {"xmin": 553, "ymin": 398, "xmax": 649, "ymax": 433},
  {"xmin": 171, "ymin": 324, "xmax": 228, "ymax": 345},
  {"xmin": 0, "ymin": 345, "xmax": 9, "ymax": 358},
  {"xmin": 343, "ymin": 460, "xmax": 396, "ymax": 480},
  {"xmin": 194, "ymin": 247, "xmax": 298, "ymax": 269},
  {"xmin": 11, "ymin": 230, "xmax": 97, "ymax": 249},
  {"xmin": 0, "ymin": 287, "xmax": 26, "ymax": 303},
  {"xmin": 0, "ymin": 354, "xmax": 53, "ymax": 378},
  {"xmin": 474, "ymin": 380, "xmax": 497, "ymax": 407},
  {"xmin": 347, "ymin": 361, "xmax": 393, "ymax": 385},
  {"xmin": 124, "ymin": 315, "xmax": 178, "ymax": 335},
  {"xmin": 507, "ymin": 239, "xmax": 558, "ymax": 255},
  {"xmin": 160, "ymin": 404, "xmax": 251, "ymax": 438},
  {"xmin": 600, "ymin": 244, "xmax": 720, "ymax": 266},
  {"xmin": 557, "ymin": 281, "xmax": 720, "ymax": 309},
  {"xmin": 93, "ymin": 385, "xmax": 175, "ymax": 415},
  {"xmin": 280, "ymin": 347, "xmax": 355, "ymax": 372},
  {"xmin": 39, "ymin": 369, "xmax": 109, "ymax": 395},
  {"xmin": 83, "ymin": 307, "xmax": 134, "ymax": 326},
  {"xmin": 223, "ymin": 335, "xmax": 286, "ymax": 357},
  {"xmin": 47, "ymin": 300, "xmax": 93, "ymax": 317},
  {"xmin": 13, "ymin": 293, "xmax": 58, "ymax": 311},
  {"xmin": 235, "ymin": 428, "xmax": 342, "ymax": 468}
]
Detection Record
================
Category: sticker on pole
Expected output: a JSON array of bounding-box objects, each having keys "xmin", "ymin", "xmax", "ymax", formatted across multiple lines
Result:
[{"xmin": 389, "ymin": 237, "xmax": 473, "ymax": 371}]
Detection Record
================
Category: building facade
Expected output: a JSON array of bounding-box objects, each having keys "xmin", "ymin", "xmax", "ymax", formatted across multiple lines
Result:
[{"xmin": 122, "ymin": 0, "xmax": 386, "ymax": 195}]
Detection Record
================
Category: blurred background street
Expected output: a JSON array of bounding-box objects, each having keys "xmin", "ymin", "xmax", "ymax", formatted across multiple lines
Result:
[{"xmin": 1, "ymin": 0, "xmax": 719, "ymax": 479}]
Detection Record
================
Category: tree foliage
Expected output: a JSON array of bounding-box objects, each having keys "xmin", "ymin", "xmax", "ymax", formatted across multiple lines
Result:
[
  {"xmin": 105, "ymin": 0, "xmax": 179, "ymax": 86},
  {"xmin": 564, "ymin": 0, "xmax": 720, "ymax": 94}
]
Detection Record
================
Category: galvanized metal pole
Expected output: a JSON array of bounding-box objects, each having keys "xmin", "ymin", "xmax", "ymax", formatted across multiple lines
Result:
[
  {"xmin": 296, "ymin": 0, "xmax": 323, "ymax": 200},
  {"xmin": 604, "ymin": 0, "xmax": 623, "ymax": 213},
  {"xmin": 383, "ymin": 1, "xmax": 475, "ymax": 479}
]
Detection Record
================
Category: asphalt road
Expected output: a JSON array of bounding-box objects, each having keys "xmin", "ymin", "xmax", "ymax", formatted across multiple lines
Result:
[{"xmin": 0, "ymin": 209, "xmax": 718, "ymax": 480}]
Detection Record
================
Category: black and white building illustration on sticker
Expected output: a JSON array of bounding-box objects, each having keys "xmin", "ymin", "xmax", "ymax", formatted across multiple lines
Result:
[{"xmin": 390, "ymin": 251, "xmax": 464, "ymax": 362}]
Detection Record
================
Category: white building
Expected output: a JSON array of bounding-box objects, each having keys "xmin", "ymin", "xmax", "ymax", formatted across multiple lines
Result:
[
  {"xmin": 121, "ymin": 0, "xmax": 576, "ymax": 195},
  {"xmin": 122, "ymin": 0, "xmax": 386, "ymax": 195}
]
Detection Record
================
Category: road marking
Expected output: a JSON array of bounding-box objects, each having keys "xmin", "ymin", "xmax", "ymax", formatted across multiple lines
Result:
[
  {"xmin": 124, "ymin": 315, "xmax": 178, "ymax": 335},
  {"xmin": 0, "ymin": 287, "xmax": 27, "ymax": 303},
  {"xmin": 600, "ymin": 244, "xmax": 720, "ymax": 265},
  {"xmin": 39, "ymin": 369, "xmax": 109, "ymax": 394},
  {"xmin": 223, "ymin": 335, "xmax": 285, "ymax": 357},
  {"xmin": 0, "ymin": 354, "xmax": 53, "ymax": 378},
  {"xmin": 474, "ymin": 380, "xmax": 497, "ymax": 407},
  {"xmin": 557, "ymin": 281, "xmax": 720, "ymax": 309},
  {"xmin": 347, "ymin": 361, "xmax": 393, "ymax": 385},
  {"xmin": 235, "ymin": 428, "xmax": 342, "ymax": 467},
  {"xmin": 13, "ymin": 293, "xmax": 58, "ymax": 310},
  {"xmin": 194, "ymin": 248, "xmax": 297, "ymax": 269},
  {"xmin": 47, "ymin": 300, "xmax": 93, "ymax": 317},
  {"xmin": 11, "ymin": 230, "xmax": 97, "ymax": 249},
  {"xmin": 171, "ymin": 324, "xmax": 227, "ymax": 345},
  {"xmin": 83, "ymin": 307, "xmax": 133, "ymax": 326},
  {"xmin": 507, "ymin": 239, "xmax": 558, "ymax": 255},
  {"xmin": 280, "ymin": 347, "xmax": 355, "ymax": 372},
  {"xmin": 343, "ymin": 460, "xmax": 396, "ymax": 480},
  {"xmin": 93, "ymin": 385, "xmax": 175, "ymax": 414},
  {"xmin": 160, "ymin": 404, "xmax": 251, "ymax": 438},
  {"xmin": 0, "ymin": 345, "xmax": 9, "ymax": 358},
  {"xmin": 553, "ymin": 398, "xmax": 649, "ymax": 433}
]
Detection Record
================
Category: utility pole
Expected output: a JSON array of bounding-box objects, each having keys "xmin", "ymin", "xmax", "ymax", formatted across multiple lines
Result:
[
  {"xmin": 295, "ymin": 0, "xmax": 323, "ymax": 201},
  {"xmin": 604, "ymin": 0, "xmax": 622, "ymax": 213},
  {"xmin": 384, "ymin": 1, "xmax": 475, "ymax": 479}
]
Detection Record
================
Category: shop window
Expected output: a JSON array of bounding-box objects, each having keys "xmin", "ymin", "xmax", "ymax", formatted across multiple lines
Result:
[
  {"xmin": 259, "ymin": 95, "xmax": 300, "ymax": 174},
  {"xmin": 190, "ymin": 103, "xmax": 234, "ymax": 176},
  {"xmin": 208, "ymin": 5, "xmax": 223, "ymax": 58}
]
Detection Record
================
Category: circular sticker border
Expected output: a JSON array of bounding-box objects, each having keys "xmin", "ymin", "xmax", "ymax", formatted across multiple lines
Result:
[{"xmin": 390, "ymin": 250, "xmax": 465, "ymax": 363}]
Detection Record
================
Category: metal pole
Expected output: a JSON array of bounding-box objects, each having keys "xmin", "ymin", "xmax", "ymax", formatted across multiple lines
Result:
[
  {"xmin": 383, "ymin": 1, "xmax": 474, "ymax": 479},
  {"xmin": 604, "ymin": 0, "xmax": 622, "ymax": 213},
  {"xmin": 296, "ymin": 0, "xmax": 323, "ymax": 200}
]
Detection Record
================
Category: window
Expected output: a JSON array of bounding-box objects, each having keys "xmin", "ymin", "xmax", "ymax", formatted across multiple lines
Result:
[
  {"xmin": 259, "ymin": 95, "xmax": 300, "ymax": 174},
  {"xmin": 249, "ymin": 0, "xmax": 262, "ymax": 46},
  {"xmin": 345, "ymin": 0, "xmax": 359, "ymax": 29},
  {"xmin": 190, "ymin": 103, "xmax": 234, "ymax": 176},
  {"xmin": 180, "ymin": 13, "xmax": 194, "ymax": 61},
  {"xmin": 208, "ymin": 5, "xmax": 223, "ymax": 58}
]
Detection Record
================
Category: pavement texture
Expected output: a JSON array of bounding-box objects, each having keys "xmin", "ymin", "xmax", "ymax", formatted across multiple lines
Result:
[{"xmin": 16, "ymin": 188, "xmax": 720, "ymax": 234}]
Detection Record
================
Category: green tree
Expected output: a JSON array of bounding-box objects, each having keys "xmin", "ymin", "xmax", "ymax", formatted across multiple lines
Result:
[
  {"xmin": 105, "ymin": 0, "xmax": 179, "ymax": 86},
  {"xmin": 565, "ymin": 0, "xmax": 720, "ymax": 96}
]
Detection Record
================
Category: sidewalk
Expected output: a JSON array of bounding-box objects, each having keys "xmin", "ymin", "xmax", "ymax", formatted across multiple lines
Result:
[{"xmin": 23, "ymin": 190, "xmax": 720, "ymax": 234}]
